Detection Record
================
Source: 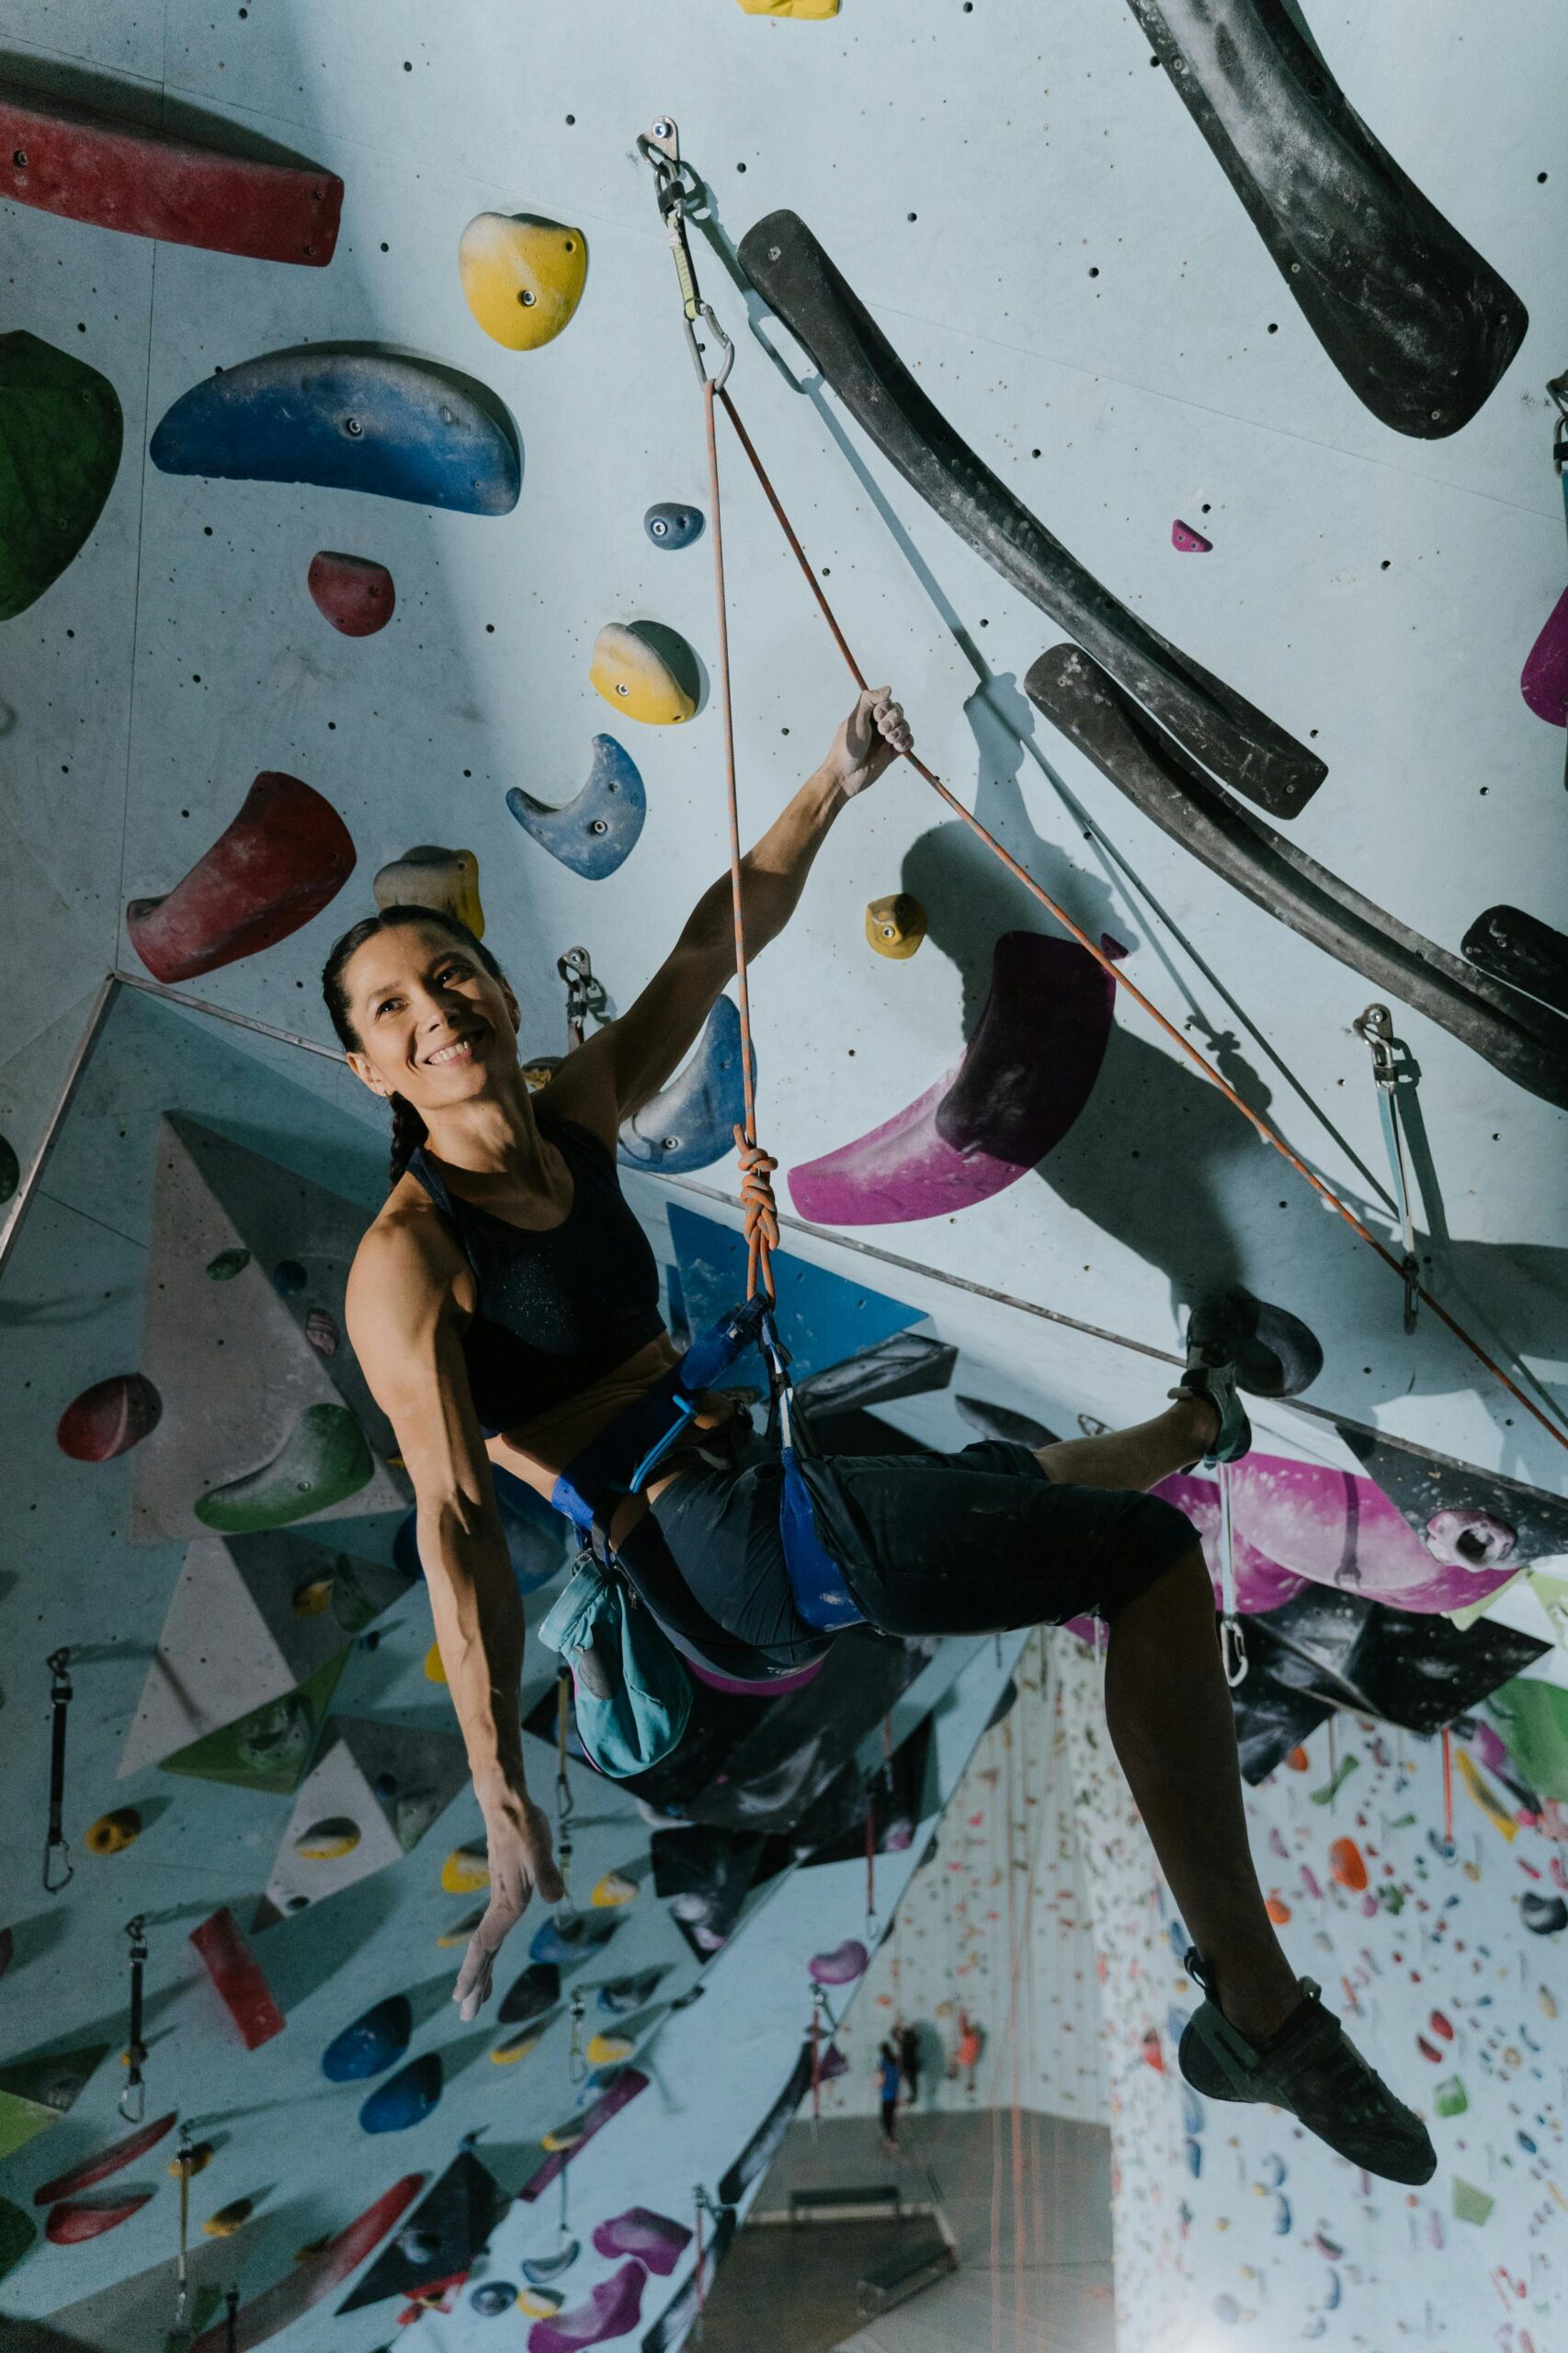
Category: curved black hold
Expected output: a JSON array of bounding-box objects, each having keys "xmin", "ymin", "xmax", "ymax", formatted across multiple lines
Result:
[
  {"xmin": 1026, "ymin": 642, "xmax": 1568, "ymax": 1113},
  {"xmin": 1461, "ymin": 905, "xmax": 1568, "ymax": 1022},
  {"xmin": 794, "ymin": 1331, "xmax": 958, "ymax": 1420},
  {"xmin": 1129, "ymin": 0, "xmax": 1525, "ymax": 437},
  {"xmin": 738, "ymin": 209, "xmax": 1325, "ymax": 819},
  {"xmin": 1188, "ymin": 1286, "xmax": 1324, "ymax": 1398}
]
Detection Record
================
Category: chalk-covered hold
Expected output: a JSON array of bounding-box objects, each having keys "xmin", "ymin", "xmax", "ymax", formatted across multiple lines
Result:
[{"xmin": 460, "ymin": 214, "xmax": 587, "ymax": 351}]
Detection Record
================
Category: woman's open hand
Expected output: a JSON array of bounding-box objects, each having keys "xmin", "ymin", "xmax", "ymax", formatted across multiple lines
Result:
[
  {"xmin": 450, "ymin": 1783, "xmax": 565, "ymax": 2022},
  {"xmin": 821, "ymin": 687, "xmax": 913, "ymax": 801}
]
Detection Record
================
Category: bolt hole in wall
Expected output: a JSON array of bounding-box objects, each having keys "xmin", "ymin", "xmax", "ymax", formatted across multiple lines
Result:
[{"xmin": 0, "ymin": 6, "xmax": 1566, "ymax": 2353}]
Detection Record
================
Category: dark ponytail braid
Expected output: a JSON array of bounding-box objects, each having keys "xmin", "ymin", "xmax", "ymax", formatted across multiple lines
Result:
[{"xmin": 321, "ymin": 903, "xmax": 509, "ymax": 1193}]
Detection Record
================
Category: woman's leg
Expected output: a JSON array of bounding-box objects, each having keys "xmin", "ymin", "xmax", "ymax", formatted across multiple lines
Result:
[{"xmin": 1035, "ymin": 1393, "xmax": 1211, "ymax": 1493}]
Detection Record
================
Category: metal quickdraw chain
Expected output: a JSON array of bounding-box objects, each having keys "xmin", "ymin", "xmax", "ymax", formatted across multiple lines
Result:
[
  {"xmin": 120, "ymin": 1915, "xmax": 149, "ymax": 2122},
  {"xmin": 1353, "ymin": 1004, "xmax": 1422, "ymax": 1333},
  {"xmin": 567, "ymin": 1986, "xmax": 587, "ymax": 2086},
  {"xmin": 554, "ymin": 1665, "xmax": 576, "ymax": 1900},
  {"xmin": 558, "ymin": 947, "xmax": 606, "ymax": 1054},
  {"xmin": 1216, "ymin": 1462, "xmax": 1248, "ymax": 1688},
  {"xmin": 637, "ymin": 119, "xmax": 734, "ymax": 392},
  {"xmin": 223, "ymin": 2285, "xmax": 239, "ymax": 2353},
  {"xmin": 172, "ymin": 2123, "xmax": 197, "ymax": 2332},
  {"xmin": 1550, "ymin": 369, "xmax": 1568, "ymax": 483},
  {"xmin": 691, "ymin": 2182, "xmax": 730, "ymax": 2343},
  {"xmin": 43, "ymin": 1647, "xmax": 74, "ymax": 1892}
]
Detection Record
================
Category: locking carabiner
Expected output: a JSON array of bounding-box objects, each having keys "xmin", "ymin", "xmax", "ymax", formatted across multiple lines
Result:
[{"xmin": 638, "ymin": 116, "xmax": 734, "ymax": 392}]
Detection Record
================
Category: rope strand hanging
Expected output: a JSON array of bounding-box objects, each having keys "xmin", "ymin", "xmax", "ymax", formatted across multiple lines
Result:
[{"xmin": 639, "ymin": 119, "xmax": 1568, "ymax": 1455}]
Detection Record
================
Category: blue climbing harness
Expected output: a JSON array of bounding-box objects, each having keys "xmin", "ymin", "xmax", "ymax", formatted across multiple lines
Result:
[{"xmin": 549, "ymin": 1291, "xmax": 864, "ymax": 1636}]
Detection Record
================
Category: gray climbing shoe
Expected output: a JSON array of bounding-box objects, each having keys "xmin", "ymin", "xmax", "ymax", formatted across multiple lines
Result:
[
  {"xmin": 1168, "ymin": 1336, "xmax": 1251, "ymax": 1465},
  {"xmin": 1187, "ymin": 1286, "xmax": 1324, "ymax": 1399},
  {"xmin": 1177, "ymin": 1948, "xmax": 1436, "ymax": 2186}
]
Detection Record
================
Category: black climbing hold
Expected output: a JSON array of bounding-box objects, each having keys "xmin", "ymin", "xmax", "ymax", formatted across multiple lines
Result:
[
  {"xmin": 1461, "ymin": 905, "xmax": 1568, "ymax": 1022},
  {"xmin": 1187, "ymin": 1286, "xmax": 1324, "ymax": 1398},
  {"xmin": 644, "ymin": 501, "xmax": 703, "ymax": 550}
]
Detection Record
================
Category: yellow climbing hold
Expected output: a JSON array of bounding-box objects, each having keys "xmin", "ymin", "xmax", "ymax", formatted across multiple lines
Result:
[
  {"xmin": 590, "ymin": 623, "xmax": 696, "ymax": 726},
  {"xmin": 373, "ymin": 844, "xmax": 485, "ymax": 938},
  {"xmin": 736, "ymin": 0, "xmax": 839, "ymax": 14},
  {"xmin": 203, "ymin": 2196, "xmax": 254, "ymax": 2238},
  {"xmin": 865, "ymin": 892, "xmax": 926, "ymax": 960},
  {"xmin": 490, "ymin": 2026, "xmax": 544, "ymax": 2065},
  {"xmin": 540, "ymin": 2120, "xmax": 583, "ymax": 2153},
  {"xmin": 291, "ymin": 1575, "xmax": 335, "ymax": 1618},
  {"xmin": 585, "ymin": 2030, "xmax": 635, "ymax": 2067},
  {"xmin": 85, "ymin": 1808, "xmax": 142, "ymax": 1857},
  {"xmin": 424, "ymin": 1641, "xmax": 448, "ymax": 1685},
  {"xmin": 1456, "ymin": 1748, "xmax": 1517, "ymax": 1842},
  {"xmin": 518, "ymin": 2287, "xmax": 566, "ymax": 2319},
  {"xmin": 295, "ymin": 1815, "xmax": 360, "ymax": 1861},
  {"xmin": 441, "ymin": 1842, "xmax": 490, "ymax": 1895},
  {"xmin": 591, "ymin": 1870, "xmax": 637, "ymax": 1909},
  {"xmin": 169, "ymin": 2140, "xmax": 213, "ymax": 2178},
  {"xmin": 460, "ymin": 214, "xmax": 587, "ymax": 351}
]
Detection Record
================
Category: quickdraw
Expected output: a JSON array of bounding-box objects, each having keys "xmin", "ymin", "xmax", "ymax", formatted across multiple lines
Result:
[
  {"xmin": 42, "ymin": 1647, "xmax": 74, "ymax": 1893},
  {"xmin": 558, "ymin": 945, "xmax": 606, "ymax": 1055},
  {"xmin": 172, "ymin": 2123, "xmax": 197, "ymax": 2333},
  {"xmin": 554, "ymin": 1665, "xmax": 576, "ymax": 1900},
  {"xmin": 1216, "ymin": 1461, "xmax": 1247, "ymax": 1688},
  {"xmin": 635, "ymin": 117, "xmax": 1568, "ymax": 1460},
  {"xmin": 567, "ymin": 1986, "xmax": 587, "ymax": 2086},
  {"xmin": 120, "ymin": 1915, "xmax": 149, "ymax": 2123},
  {"xmin": 1353, "ymin": 1003, "xmax": 1423, "ymax": 1334}
]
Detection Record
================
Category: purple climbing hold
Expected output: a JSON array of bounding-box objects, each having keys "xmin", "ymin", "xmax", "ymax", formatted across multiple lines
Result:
[
  {"xmin": 809, "ymin": 1938, "xmax": 869, "ymax": 1986},
  {"xmin": 1171, "ymin": 518, "xmax": 1213, "ymax": 552},
  {"xmin": 1520, "ymin": 586, "xmax": 1568, "ymax": 725},
  {"xmin": 589, "ymin": 2208, "xmax": 693, "ymax": 2277},
  {"xmin": 527, "ymin": 2260, "xmax": 645, "ymax": 2353},
  {"xmin": 1153, "ymin": 1472, "xmax": 1307, "ymax": 1615},
  {"xmin": 1225, "ymin": 1454, "xmax": 1520, "ymax": 1614},
  {"xmin": 790, "ymin": 931, "xmax": 1116, "ymax": 1226}
]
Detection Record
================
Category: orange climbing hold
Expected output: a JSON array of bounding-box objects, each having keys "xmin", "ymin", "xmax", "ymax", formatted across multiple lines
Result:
[{"xmin": 1328, "ymin": 1836, "xmax": 1368, "ymax": 1892}]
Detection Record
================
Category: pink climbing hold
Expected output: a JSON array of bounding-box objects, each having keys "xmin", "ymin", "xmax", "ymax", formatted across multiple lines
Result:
[
  {"xmin": 528, "ymin": 2262, "xmax": 645, "ymax": 2353},
  {"xmin": 809, "ymin": 1938, "xmax": 869, "ymax": 1986},
  {"xmin": 56, "ymin": 1372, "xmax": 162, "ymax": 1461},
  {"xmin": 1171, "ymin": 518, "xmax": 1212, "ymax": 552},
  {"xmin": 1425, "ymin": 1507, "xmax": 1515, "ymax": 1570},
  {"xmin": 1153, "ymin": 1472, "xmax": 1308, "ymax": 1614},
  {"xmin": 590, "ymin": 2207, "xmax": 693, "ymax": 2276},
  {"xmin": 1520, "ymin": 586, "xmax": 1568, "ymax": 724},
  {"xmin": 126, "ymin": 771, "xmax": 357, "ymax": 983},
  {"xmin": 1224, "ymin": 1454, "xmax": 1519, "ymax": 1615},
  {"xmin": 308, "ymin": 551, "xmax": 395, "ymax": 637}
]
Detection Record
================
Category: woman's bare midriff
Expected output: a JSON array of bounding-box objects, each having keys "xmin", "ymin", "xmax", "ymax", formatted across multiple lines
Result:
[{"xmin": 483, "ymin": 1330, "xmax": 743, "ymax": 1548}]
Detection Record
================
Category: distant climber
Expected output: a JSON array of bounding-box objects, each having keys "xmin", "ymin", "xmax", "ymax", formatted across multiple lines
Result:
[
  {"xmin": 325, "ymin": 686, "xmax": 1436, "ymax": 2191},
  {"xmin": 877, "ymin": 2040, "xmax": 902, "ymax": 2154},
  {"xmin": 897, "ymin": 2019, "xmax": 922, "ymax": 2111},
  {"xmin": 952, "ymin": 2011, "xmax": 983, "ymax": 2098}
]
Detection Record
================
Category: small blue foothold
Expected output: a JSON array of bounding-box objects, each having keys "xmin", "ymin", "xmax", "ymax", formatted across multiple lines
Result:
[
  {"xmin": 322, "ymin": 1993, "xmax": 413, "ymax": 2082},
  {"xmin": 644, "ymin": 502, "xmax": 703, "ymax": 550},
  {"xmin": 506, "ymin": 734, "xmax": 645, "ymax": 881},
  {"xmin": 471, "ymin": 2281, "xmax": 518, "ymax": 2315},
  {"xmin": 272, "ymin": 1258, "xmax": 308, "ymax": 1296},
  {"xmin": 358, "ymin": 2050, "xmax": 442, "ymax": 2131}
]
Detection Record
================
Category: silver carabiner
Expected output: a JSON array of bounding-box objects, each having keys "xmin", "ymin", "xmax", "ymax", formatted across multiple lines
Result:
[
  {"xmin": 1220, "ymin": 1615, "xmax": 1249, "ymax": 1688},
  {"xmin": 637, "ymin": 116, "xmax": 734, "ymax": 391}
]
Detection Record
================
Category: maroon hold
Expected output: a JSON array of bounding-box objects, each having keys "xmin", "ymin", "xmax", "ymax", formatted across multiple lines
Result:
[
  {"xmin": 308, "ymin": 551, "xmax": 395, "ymax": 637},
  {"xmin": 190, "ymin": 1907, "xmax": 285, "ymax": 2049},
  {"xmin": 46, "ymin": 2190, "xmax": 154, "ymax": 2244},
  {"xmin": 57, "ymin": 1373, "xmax": 162, "ymax": 1461},
  {"xmin": 126, "ymin": 773, "xmax": 356, "ymax": 982}
]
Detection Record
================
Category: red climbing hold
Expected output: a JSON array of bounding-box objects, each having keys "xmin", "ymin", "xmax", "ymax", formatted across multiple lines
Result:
[
  {"xmin": 1328, "ymin": 1837, "xmax": 1369, "ymax": 1893},
  {"xmin": 307, "ymin": 551, "xmax": 395, "ymax": 637},
  {"xmin": 1171, "ymin": 518, "xmax": 1213, "ymax": 552},
  {"xmin": 34, "ymin": 2111, "xmax": 176, "ymax": 2205},
  {"xmin": 189, "ymin": 1907, "xmax": 285, "ymax": 2050},
  {"xmin": 1430, "ymin": 2008, "xmax": 1454, "ymax": 2040},
  {"xmin": 46, "ymin": 2190, "xmax": 154, "ymax": 2243},
  {"xmin": 126, "ymin": 772, "xmax": 356, "ymax": 983},
  {"xmin": 56, "ymin": 1373, "xmax": 162, "ymax": 1461},
  {"xmin": 0, "ymin": 87, "xmax": 342, "ymax": 265}
]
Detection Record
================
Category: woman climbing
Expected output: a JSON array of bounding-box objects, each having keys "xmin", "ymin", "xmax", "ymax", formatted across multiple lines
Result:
[
  {"xmin": 877, "ymin": 2040, "xmax": 903, "ymax": 2155},
  {"xmin": 326, "ymin": 686, "xmax": 1435, "ymax": 2191}
]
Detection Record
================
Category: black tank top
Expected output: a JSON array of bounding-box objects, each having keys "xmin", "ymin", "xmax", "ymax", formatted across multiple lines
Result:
[{"xmin": 406, "ymin": 1104, "xmax": 665, "ymax": 1435}]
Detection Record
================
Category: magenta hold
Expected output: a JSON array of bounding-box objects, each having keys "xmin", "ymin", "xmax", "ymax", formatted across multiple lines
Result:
[{"xmin": 809, "ymin": 1938, "xmax": 869, "ymax": 1986}]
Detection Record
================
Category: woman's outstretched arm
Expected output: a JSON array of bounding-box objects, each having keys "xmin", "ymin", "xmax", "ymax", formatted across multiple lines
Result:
[
  {"xmin": 347, "ymin": 1212, "xmax": 563, "ymax": 2017},
  {"xmin": 549, "ymin": 688, "xmax": 912, "ymax": 1140}
]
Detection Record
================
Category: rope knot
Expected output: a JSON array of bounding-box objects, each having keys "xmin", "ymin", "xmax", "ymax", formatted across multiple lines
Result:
[{"xmin": 733, "ymin": 1127, "xmax": 779, "ymax": 1300}]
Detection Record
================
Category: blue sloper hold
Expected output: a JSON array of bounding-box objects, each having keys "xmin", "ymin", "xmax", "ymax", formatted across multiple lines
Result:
[
  {"xmin": 667, "ymin": 1203, "xmax": 923, "ymax": 1385},
  {"xmin": 618, "ymin": 995, "xmax": 750, "ymax": 1176},
  {"xmin": 644, "ymin": 501, "xmax": 704, "ymax": 550},
  {"xmin": 321, "ymin": 1994, "xmax": 413, "ymax": 2083},
  {"xmin": 358, "ymin": 2051, "xmax": 442, "ymax": 2133},
  {"xmin": 529, "ymin": 1911, "xmax": 619, "ymax": 1967},
  {"xmin": 506, "ymin": 735, "xmax": 644, "ymax": 880},
  {"xmin": 150, "ymin": 347, "xmax": 521, "ymax": 515}
]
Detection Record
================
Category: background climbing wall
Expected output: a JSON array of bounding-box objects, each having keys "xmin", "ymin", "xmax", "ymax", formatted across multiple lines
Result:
[{"xmin": 1, "ymin": 2, "xmax": 1567, "ymax": 2349}]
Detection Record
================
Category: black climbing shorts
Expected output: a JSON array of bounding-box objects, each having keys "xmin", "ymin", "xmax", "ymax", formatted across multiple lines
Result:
[{"xmin": 649, "ymin": 1431, "xmax": 1197, "ymax": 1654}]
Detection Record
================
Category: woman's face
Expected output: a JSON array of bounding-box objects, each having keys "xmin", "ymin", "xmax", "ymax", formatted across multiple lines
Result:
[{"xmin": 343, "ymin": 922, "xmax": 521, "ymax": 1112}]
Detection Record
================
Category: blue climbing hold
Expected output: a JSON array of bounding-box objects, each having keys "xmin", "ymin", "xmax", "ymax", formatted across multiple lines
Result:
[
  {"xmin": 506, "ymin": 735, "xmax": 645, "ymax": 881},
  {"xmin": 470, "ymin": 2281, "xmax": 518, "ymax": 2315},
  {"xmin": 529, "ymin": 1912, "xmax": 619, "ymax": 1968},
  {"xmin": 669, "ymin": 1204, "xmax": 921, "ymax": 1385},
  {"xmin": 597, "ymin": 1966, "xmax": 669, "ymax": 2015},
  {"xmin": 499, "ymin": 1961, "xmax": 562, "ymax": 2026},
  {"xmin": 150, "ymin": 347, "xmax": 521, "ymax": 516},
  {"xmin": 644, "ymin": 502, "xmax": 704, "ymax": 550},
  {"xmin": 322, "ymin": 1995, "xmax": 413, "ymax": 2083},
  {"xmin": 619, "ymin": 995, "xmax": 751, "ymax": 1176},
  {"xmin": 272, "ymin": 1258, "xmax": 308, "ymax": 1297},
  {"xmin": 358, "ymin": 2051, "xmax": 442, "ymax": 2133}
]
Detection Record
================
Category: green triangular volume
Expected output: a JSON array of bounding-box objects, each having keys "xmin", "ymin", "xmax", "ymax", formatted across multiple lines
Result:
[
  {"xmin": 159, "ymin": 1647, "xmax": 349, "ymax": 1793},
  {"xmin": 0, "ymin": 331, "xmax": 123, "ymax": 621}
]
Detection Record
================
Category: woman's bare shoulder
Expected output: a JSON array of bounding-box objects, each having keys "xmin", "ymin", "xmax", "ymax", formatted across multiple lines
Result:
[{"xmin": 348, "ymin": 1176, "xmax": 463, "ymax": 1324}]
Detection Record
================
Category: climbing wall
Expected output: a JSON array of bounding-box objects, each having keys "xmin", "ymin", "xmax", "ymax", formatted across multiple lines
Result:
[{"xmin": 0, "ymin": 2, "xmax": 1566, "ymax": 2348}]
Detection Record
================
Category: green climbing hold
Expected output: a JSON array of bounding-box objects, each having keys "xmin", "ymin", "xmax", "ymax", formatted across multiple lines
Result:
[
  {"xmin": 159, "ymin": 1647, "xmax": 348, "ymax": 1792},
  {"xmin": 1452, "ymin": 2176, "xmax": 1494, "ymax": 2225},
  {"xmin": 194, "ymin": 1403, "xmax": 374, "ymax": 1532},
  {"xmin": 206, "ymin": 1246, "xmax": 251, "ymax": 1281},
  {"xmin": 1434, "ymin": 2075, "xmax": 1468, "ymax": 2119},
  {"xmin": 1485, "ymin": 1677, "xmax": 1568, "ymax": 1802},
  {"xmin": 0, "ymin": 331, "xmax": 122, "ymax": 620}
]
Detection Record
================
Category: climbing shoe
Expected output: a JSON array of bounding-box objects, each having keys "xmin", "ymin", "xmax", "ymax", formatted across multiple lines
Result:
[
  {"xmin": 1187, "ymin": 1286, "xmax": 1324, "ymax": 1399},
  {"xmin": 1177, "ymin": 1949, "xmax": 1437, "ymax": 2186},
  {"xmin": 1168, "ymin": 1335, "xmax": 1251, "ymax": 1466}
]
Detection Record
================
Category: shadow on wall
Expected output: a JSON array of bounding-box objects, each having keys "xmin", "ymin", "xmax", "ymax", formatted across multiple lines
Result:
[{"xmin": 900, "ymin": 677, "xmax": 1568, "ymax": 1419}]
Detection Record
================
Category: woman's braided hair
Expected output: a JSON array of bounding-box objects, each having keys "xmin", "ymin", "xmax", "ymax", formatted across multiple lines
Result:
[{"xmin": 321, "ymin": 904, "xmax": 510, "ymax": 1188}]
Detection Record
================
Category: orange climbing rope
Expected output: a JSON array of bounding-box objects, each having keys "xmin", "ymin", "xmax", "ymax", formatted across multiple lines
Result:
[{"xmin": 651, "ymin": 117, "xmax": 1567, "ymax": 1450}]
